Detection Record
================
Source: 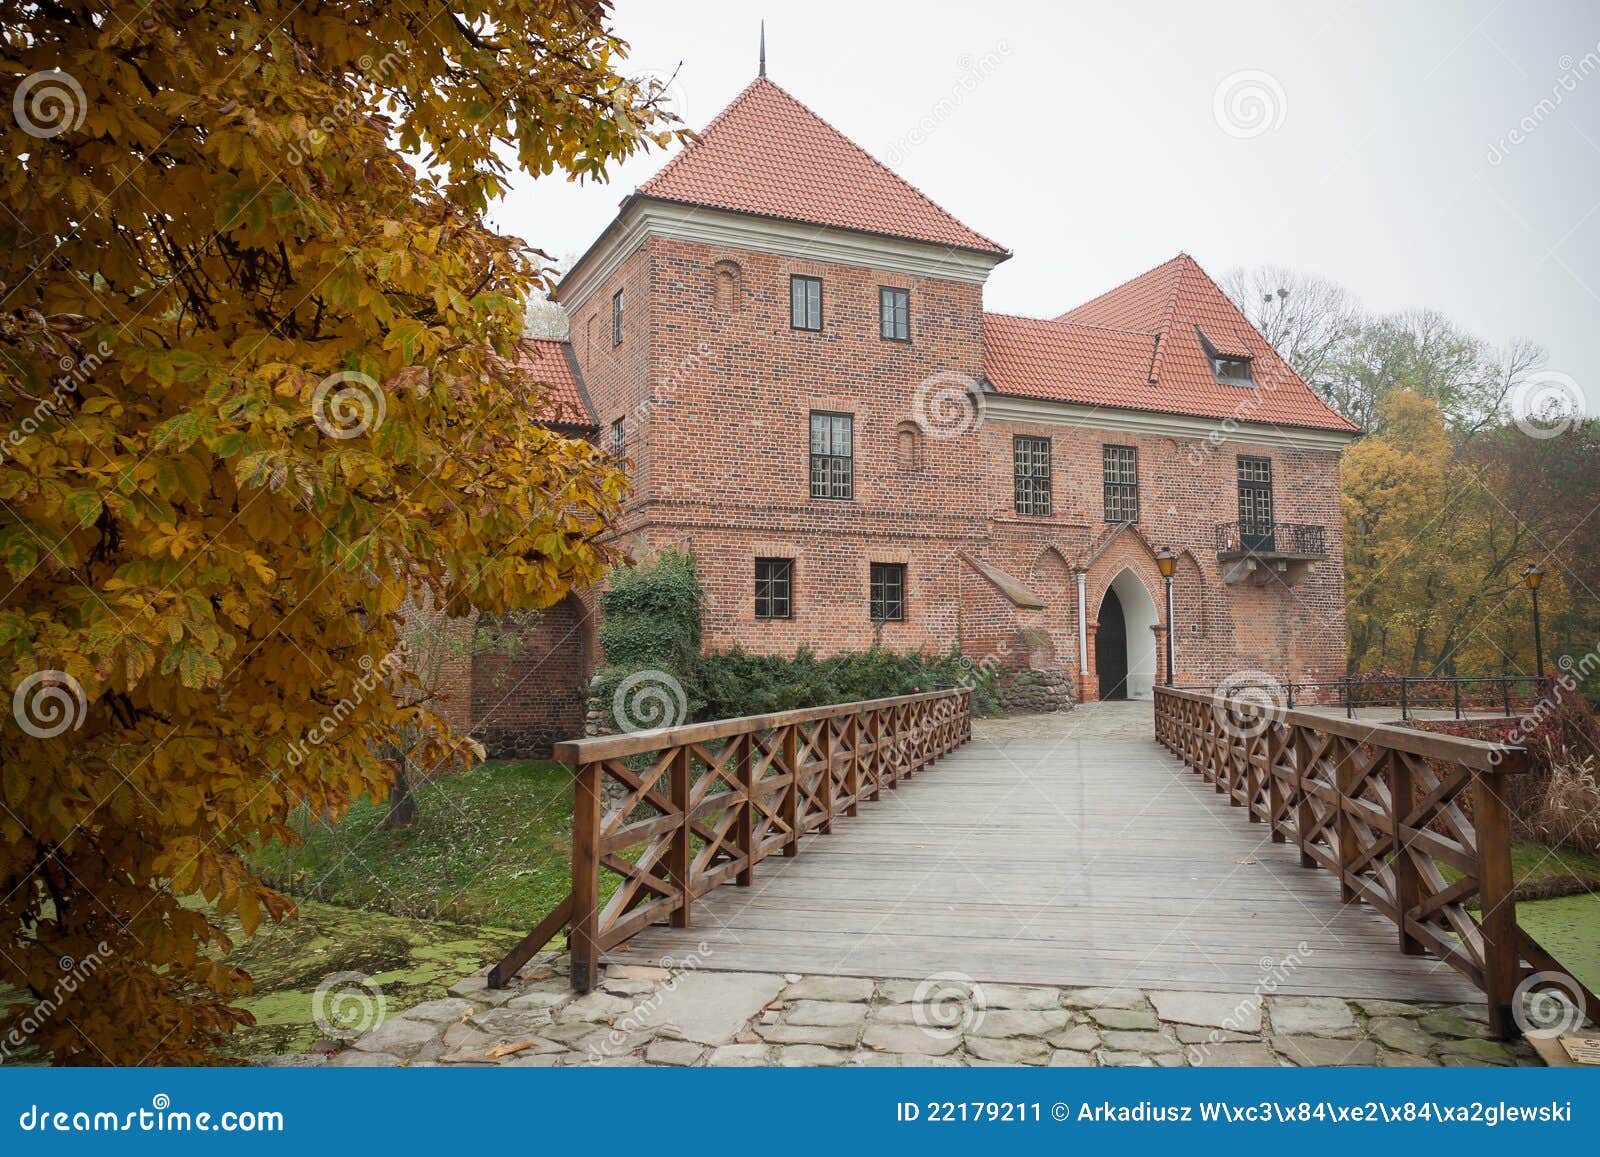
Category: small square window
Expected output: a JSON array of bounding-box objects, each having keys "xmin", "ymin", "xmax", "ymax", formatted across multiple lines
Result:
[
  {"xmin": 870, "ymin": 563, "xmax": 906, "ymax": 622},
  {"xmin": 611, "ymin": 289, "xmax": 624, "ymax": 346},
  {"xmin": 791, "ymin": 275, "xmax": 823, "ymax": 331},
  {"xmin": 754, "ymin": 558, "xmax": 793, "ymax": 620},
  {"xmin": 1013, "ymin": 436, "xmax": 1052, "ymax": 516},
  {"xmin": 879, "ymin": 286, "xmax": 910, "ymax": 342},
  {"xmin": 809, "ymin": 411, "xmax": 853, "ymax": 500}
]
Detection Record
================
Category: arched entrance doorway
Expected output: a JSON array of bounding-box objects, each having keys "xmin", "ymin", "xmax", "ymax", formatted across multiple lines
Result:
[{"xmin": 1094, "ymin": 568, "xmax": 1159, "ymax": 700}]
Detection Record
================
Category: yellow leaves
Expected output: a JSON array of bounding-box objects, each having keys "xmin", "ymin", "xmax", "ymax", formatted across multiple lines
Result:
[
  {"xmin": 149, "ymin": 521, "xmax": 202, "ymax": 559},
  {"xmin": 0, "ymin": 0, "xmax": 666, "ymax": 1065}
]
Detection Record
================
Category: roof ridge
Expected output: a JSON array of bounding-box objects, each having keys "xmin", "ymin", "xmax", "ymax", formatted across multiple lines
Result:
[{"xmin": 1056, "ymin": 253, "xmax": 1190, "ymax": 322}]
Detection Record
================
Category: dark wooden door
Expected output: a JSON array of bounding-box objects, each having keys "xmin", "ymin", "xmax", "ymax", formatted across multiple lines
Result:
[{"xmin": 1096, "ymin": 588, "xmax": 1128, "ymax": 700}]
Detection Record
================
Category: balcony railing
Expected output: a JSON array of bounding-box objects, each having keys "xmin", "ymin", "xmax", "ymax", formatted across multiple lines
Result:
[{"xmin": 1215, "ymin": 520, "xmax": 1327, "ymax": 558}]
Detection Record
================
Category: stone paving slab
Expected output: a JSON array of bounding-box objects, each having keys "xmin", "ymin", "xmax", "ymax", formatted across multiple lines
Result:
[{"xmin": 292, "ymin": 952, "xmax": 1548, "ymax": 1069}]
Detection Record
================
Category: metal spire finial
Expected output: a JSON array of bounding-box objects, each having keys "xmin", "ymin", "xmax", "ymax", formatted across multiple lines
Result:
[{"xmin": 759, "ymin": 21, "xmax": 767, "ymax": 78}]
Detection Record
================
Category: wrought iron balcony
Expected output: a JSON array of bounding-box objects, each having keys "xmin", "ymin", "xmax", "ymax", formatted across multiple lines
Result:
[
  {"xmin": 1215, "ymin": 521, "xmax": 1327, "ymax": 560},
  {"xmin": 1215, "ymin": 521, "xmax": 1327, "ymax": 588}
]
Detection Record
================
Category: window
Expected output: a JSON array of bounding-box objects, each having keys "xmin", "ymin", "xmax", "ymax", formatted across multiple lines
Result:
[
  {"xmin": 1212, "ymin": 355, "xmax": 1253, "ymax": 384},
  {"xmin": 1196, "ymin": 326, "xmax": 1254, "ymax": 385},
  {"xmin": 610, "ymin": 418, "xmax": 625, "ymax": 459},
  {"xmin": 879, "ymin": 286, "xmax": 910, "ymax": 341},
  {"xmin": 870, "ymin": 563, "xmax": 906, "ymax": 622},
  {"xmin": 1237, "ymin": 456, "xmax": 1275, "ymax": 549},
  {"xmin": 790, "ymin": 275, "xmax": 823, "ymax": 331},
  {"xmin": 809, "ymin": 411, "xmax": 853, "ymax": 499},
  {"xmin": 611, "ymin": 289, "xmax": 623, "ymax": 346},
  {"xmin": 1013, "ymin": 436, "xmax": 1052, "ymax": 516},
  {"xmin": 754, "ymin": 558, "xmax": 793, "ymax": 620},
  {"xmin": 1103, "ymin": 445, "xmax": 1138, "ymax": 523}
]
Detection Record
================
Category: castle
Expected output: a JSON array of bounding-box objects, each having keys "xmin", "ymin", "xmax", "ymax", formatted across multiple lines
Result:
[{"xmin": 449, "ymin": 76, "xmax": 1356, "ymax": 756}]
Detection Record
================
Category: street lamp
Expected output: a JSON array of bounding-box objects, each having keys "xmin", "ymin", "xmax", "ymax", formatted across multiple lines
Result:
[
  {"xmin": 1521, "ymin": 563, "xmax": 1545, "ymax": 679},
  {"xmin": 1155, "ymin": 548, "xmax": 1177, "ymax": 687}
]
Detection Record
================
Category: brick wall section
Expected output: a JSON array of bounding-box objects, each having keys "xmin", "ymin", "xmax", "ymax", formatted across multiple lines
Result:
[{"xmin": 469, "ymin": 593, "xmax": 595, "ymax": 760}]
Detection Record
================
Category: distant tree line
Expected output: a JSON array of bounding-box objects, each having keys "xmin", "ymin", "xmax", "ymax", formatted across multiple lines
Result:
[{"xmin": 1225, "ymin": 268, "xmax": 1597, "ymax": 690}]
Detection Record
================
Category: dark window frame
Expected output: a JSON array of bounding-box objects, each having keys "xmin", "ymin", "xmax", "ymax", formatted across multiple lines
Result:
[
  {"xmin": 869, "ymin": 562, "xmax": 907, "ymax": 623},
  {"xmin": 610, "ymin": 418, "xmax": 625, "ymax": 459},
  {"xmin": 1237, "ymin": 455, "xmax": 1275, "ymax": 549},
  {"xmin": 790, "ymin": 275, "xmax": 823, "ymax": 332},
  {"xmin": 879, "ymin": 285, "xmax": 910, "ymax": 342},
  {"xmin": 1012, "ymin": 435, "xmax": 1053, "ymax": 516},
  {"xmin": 754, "ymin": 557, "xmax": 794, "ymax": 620},
  {"xmin": 611, "ymin": 289, "xmax": 624, "ymax": 347},
  {"xmin": 1103, "ymin": 444, "xmax": 1139, "ymax": 523},
  {"xmin": 808, "ymin": 410, "xmax": 854, "ymax": 500}
]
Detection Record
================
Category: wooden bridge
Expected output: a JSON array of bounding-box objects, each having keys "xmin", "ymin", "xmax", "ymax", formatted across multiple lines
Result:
[{"xmin": 491, "ymin": 686, "xmax": 1599, "ymax": 1038}]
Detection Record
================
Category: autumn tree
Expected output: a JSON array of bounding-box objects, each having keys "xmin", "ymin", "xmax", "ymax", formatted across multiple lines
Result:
[{"xmin": 0, "ymin": 1, "xmax": 681, "ymax": 1063}]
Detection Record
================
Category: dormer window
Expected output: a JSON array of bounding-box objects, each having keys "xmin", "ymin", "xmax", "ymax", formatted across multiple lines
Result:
[
  {"xmin": 1195, "ymin": 326, "xmax": 1254, "ymax": 386},
  {"xmin": 1212, "ymin": 356, "xmax": 1253, "ymax": 384}
]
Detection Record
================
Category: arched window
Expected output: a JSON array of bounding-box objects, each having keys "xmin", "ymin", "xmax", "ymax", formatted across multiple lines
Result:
[
  {"xmin": 713, "ymin": 260, "xmax": 742, "ymax": 313},
  {"xmin": 895, "ymin": 421, "xmax": 923, "ymax": 471}
]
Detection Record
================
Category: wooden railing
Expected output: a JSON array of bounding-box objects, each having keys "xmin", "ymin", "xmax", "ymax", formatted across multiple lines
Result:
[
  {"xmin": 1154, "ymin": 685, "xmax": 1599, "ymax": 1037},
  {"xmin": 489, "ymin": 687, "xmax": 973, "ymax": 992}
]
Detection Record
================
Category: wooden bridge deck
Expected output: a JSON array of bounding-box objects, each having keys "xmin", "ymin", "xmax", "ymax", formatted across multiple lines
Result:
[{"xmin": 619, "ymin": 708, "xmax": 1481, "ymax": 1001}]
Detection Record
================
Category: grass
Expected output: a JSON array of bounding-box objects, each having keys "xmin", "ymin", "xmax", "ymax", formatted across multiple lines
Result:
[
  {"xmin": 1508, "ymin": 842, "xmax": 1600, "ymax": 892},
  {"xmin": 250, "ymin": 760, "xmax": 575, "ymax": 927}
]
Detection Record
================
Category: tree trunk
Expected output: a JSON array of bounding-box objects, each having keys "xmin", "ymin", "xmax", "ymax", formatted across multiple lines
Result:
[{"xmin": 385, "ymin": 758, "xmax": 419, "ymax": 829}]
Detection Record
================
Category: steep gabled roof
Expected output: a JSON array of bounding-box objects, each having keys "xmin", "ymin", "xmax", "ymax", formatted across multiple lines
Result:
[
  {"xmin": 982, "ymin": 254, "xmax": 1359, "ymax": 433},
  {"xmin": 510, "ymin": 338, "xmax": 595, "ymax": 430},
  {"xmin": 636, "ymin": 78, "xmax": 1007, "ymax": 256}
]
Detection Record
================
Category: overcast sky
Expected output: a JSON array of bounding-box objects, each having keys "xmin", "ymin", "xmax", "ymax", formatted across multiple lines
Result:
[{"xmin": 493, "ymin": 0, "xmax": 1600, "ymax": 406}]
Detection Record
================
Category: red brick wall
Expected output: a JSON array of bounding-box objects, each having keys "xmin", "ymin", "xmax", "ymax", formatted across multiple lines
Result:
[{"xmin": 469, "ymin": 593, "xmax": 594, "ymax": 759}]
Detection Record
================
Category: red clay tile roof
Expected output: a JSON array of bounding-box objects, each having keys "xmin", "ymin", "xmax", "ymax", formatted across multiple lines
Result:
[
  {"xmin": 982, "ymin": 255, "xmax": 1358, "ymax": 433},
  {"xmin": 637, "ymin": 78, "xmax": 1007, "ymax": 256},
  {"xmin": 510, "ymin": 338, "xmax": 594, "ymax": 428}
]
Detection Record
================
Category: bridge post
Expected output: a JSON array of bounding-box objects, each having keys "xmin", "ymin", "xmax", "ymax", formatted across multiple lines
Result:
[
  {"xmin": 1473, "ymin": 770, "xmax": 1520, "ymax": 1039},
  {"xmin": 569, "ymin": 761, "xmax": 602, "ymax": 993}
]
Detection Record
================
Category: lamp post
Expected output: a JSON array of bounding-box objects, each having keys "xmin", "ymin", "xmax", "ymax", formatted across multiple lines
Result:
[
  {"xmin": 1155, "ymin": 548, "xmax": 1177, "ymax": 687},
  {"xmin": 1521, "ymin": 563, "xmax": 1545, "ymax": 679}
]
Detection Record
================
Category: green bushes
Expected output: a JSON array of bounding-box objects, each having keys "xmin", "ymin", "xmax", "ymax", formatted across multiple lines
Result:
[
  {"xmin": 593, "ymin": 551, "xmax": 991, "ymax": 729},
  {"xmin": 592, "ymin": 550, "xmax": 705, "ymax": 729},
  {"xmin": 698, "ymin": 646, "xmax": 988, "ymax": 719}
]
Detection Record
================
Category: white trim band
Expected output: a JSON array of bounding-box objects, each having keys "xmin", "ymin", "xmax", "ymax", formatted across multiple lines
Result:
[
  {"xmin": 561, "ymin": 198, "xmax": 1006, "ymax": 311},
  {"xmin": 981, "ymin": 394, "xmax": 1359, "ymax": 451}
]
